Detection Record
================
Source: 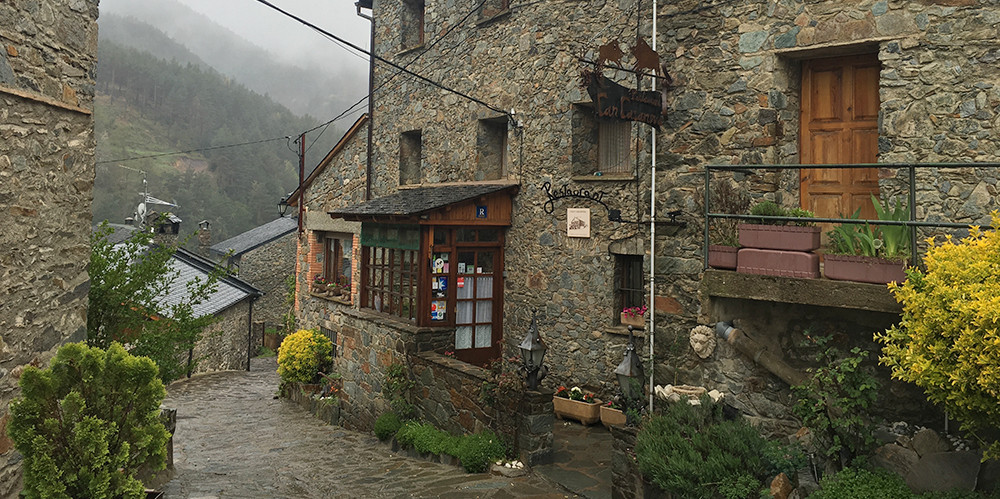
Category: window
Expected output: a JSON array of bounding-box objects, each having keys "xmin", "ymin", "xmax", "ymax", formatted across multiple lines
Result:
[
  {"xmin": 360, "ymin": 224, "xmax": 421, "ymax": 321},
  {"xmin": 476, "ymin": 118, "xmax": 507, "ymax": 181},
  {"xmin": 615, "ymin": 254, "xmax": 644, "ymax": 323},
  {"xmin": 572, "ymin": 104, "xmax": 633, "ymax": 176},
  {"xmin": 478, "ymin": 0, "xmax": 509, "ymax": 19},
  {"xmin": 324, "ymin": 234, "xmax": 353, "ymax": 295},
  {"xmin": 400, "ymin": 129, "xmax": 422, "ymax": 185},
  {"xmin": 401, "ymin": 0, "xmax": 425, "ymax": 49}
]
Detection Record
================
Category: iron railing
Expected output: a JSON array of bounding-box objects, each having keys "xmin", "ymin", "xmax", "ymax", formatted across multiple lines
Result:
[{"xmin": 703, "ymin": 162, "xmax": 1000, "ymax": 270}]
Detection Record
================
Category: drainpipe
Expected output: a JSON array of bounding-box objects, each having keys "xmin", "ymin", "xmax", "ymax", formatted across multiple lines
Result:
[
  {"xmin": 247, "ymin": 299, "xmax": 255, "ymax": 371},
  {"xmin": 647, "ymin": 0, "xmax": 658, "ymax": 413},
  {"xmin": 358, "ymin": 2, "xmax": 375, "ymax": 201},
  {"xmin": 715, "ymin": 321, "xmax": 807, "ymax": 387}
]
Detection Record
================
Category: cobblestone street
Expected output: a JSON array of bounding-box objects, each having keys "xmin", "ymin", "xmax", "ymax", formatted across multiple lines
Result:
[{"xmin": 160, "ymin": 357, "xmax": 574, "ymax": 498}]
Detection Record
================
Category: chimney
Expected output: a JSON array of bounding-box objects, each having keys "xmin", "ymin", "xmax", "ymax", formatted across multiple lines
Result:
[
  {"xmin": 147, "ymin": 211, "xmax": 182, "ymax": 247},
  {"xmin": 198, "ymin": 220, "xmax": 211, "ymax": 257}
]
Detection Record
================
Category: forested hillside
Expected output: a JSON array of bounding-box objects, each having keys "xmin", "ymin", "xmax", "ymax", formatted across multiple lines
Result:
[{"xmin": 93, "ymin": 23, "xmax": 339, "ymax": 241}]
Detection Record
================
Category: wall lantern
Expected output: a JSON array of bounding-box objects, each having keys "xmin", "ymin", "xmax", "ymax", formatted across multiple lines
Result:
[
  {"xmin": 615, "ymin": 326, "xmax": 645, "ymax": 421},
  {"xmin": 277, "ymin": 194, "xmax": 291, "ymax": 217},
  {"xmin": 519, "ymin": 310, "xmax": 547, "ymax": 390}
]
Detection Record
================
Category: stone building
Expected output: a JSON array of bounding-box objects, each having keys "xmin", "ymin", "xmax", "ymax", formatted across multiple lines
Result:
[
  {"xmin": 292, "ymin": 0, "xmax": 1000, "ymax": 437},
  {"xmin": 210, "ymin": 216, "xmax": 297, "ymax": 329},
  {"xmin": 0, "ymin": 0, "xmax": 99, "ymax": 493}
]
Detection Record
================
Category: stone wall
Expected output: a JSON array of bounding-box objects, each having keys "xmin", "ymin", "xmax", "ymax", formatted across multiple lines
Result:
[
  {"xmin": 240, "ymin": 232, "xmax": 295, "ymax": 329},
  {"xmin": 0, "ymin": 0, "xmax": 99, "ymax": 494},
  {"xmin": 191, "ymin": 299, "xmax": 253, "ymax": 375},
  {"xmin": 410, "ymin": 352, "xmax": 491, "ymax": 436}
]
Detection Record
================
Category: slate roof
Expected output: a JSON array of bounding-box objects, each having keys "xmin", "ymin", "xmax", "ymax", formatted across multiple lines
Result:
[
  {"xmin": 331, "ymin": 184, "xmax": 517, "ymax": 219},
  {"xmin": 93, "ymin": 223, "xmax": 139, "ymax": 245},
  {"xmin": 209, "ymin": 216, "xmax": 297, "ymax": 257},
  {"xmin": 157, "ymin": 248, "xmax": 262, "ymax": 318}
]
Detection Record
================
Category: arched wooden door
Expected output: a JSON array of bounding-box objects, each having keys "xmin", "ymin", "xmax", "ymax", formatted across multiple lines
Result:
[{"xmin": 800, "ymin": 54, "xmax": 881, "ymax": 219}]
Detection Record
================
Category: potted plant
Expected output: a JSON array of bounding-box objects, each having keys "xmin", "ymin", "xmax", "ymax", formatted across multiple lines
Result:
[
  {"xmin": 600, "ymin": 399, "xmax": 627, "ymax": 428},
  {"xmin": 312, "ymin": 275, "xmax": 327, "ymax": 294},
  {"xmin": 620, "ymin": 305, "xmax": 647, "ymax": 328},
  {"xmin": 699, "ymin": 180, "xmax": 751, "ymax": 270},
  {"xmin": 553, "ymin": 386, "xmax": 602, "ymax": 425},
  {"xmin": 824, "ymin": 194, "xmax": 910, "ymax": 284}
]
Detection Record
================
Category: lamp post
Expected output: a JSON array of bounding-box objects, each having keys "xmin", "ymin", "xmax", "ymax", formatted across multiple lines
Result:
[
  {"xmin": 519, "ymin": 310, "xmax": 547, "ymax": 390},
  {"xmin": 615, "ymin": 326, "xmax": 645, "ymax": 425},
  {"xmin": 277, "ymin": 194, "xmax": 290, "ymax": 217}
]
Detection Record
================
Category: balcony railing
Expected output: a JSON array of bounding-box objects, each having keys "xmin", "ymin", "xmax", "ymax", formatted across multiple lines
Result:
[{"xmin": 702, "ymin": 162, "xmax": 1000, "ymax": 270}]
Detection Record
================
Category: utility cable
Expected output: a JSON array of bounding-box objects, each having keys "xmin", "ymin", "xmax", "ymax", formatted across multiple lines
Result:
[
  {"xmin": 253, "ymin": 0, "xmax": 511, "ymax": 118},
  {"xmin": 96, "ymin": 136, "xmax": 288, "ymax": 165}
]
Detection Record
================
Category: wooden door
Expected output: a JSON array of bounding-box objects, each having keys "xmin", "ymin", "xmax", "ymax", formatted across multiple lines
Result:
[
  {"xmin": 453, "ymin": 247, "xmax": 502, "ymax": 366},
  {"xmin": 800, "ymin": 54, "xmax": 881, "ymax": 219}
]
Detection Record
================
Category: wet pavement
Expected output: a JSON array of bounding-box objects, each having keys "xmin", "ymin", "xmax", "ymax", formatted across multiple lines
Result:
[
  {"xmin": 535, "ymin": 422, "xmax": 613, "ymax": 499},
  {"xmin": 159, "ymin": 357, "xmax": 579, "ymax": 498}
]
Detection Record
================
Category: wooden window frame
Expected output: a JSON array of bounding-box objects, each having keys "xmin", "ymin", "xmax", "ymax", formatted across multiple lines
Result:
[{"xmin": 361, "ymin": 245, "xmax": 418, "ymax": 322}]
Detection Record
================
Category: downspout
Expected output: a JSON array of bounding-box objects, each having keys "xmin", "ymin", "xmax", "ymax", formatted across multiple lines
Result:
[
  {"xmin": 358, "ymin": 3, "xmax": 375, "ymax": 201},
  {"xmin": 715, "ymin": 321, "xmax": 806, "ymax": 387},
  {"xmin": 247, "ymin": 298, "xmax": 255, "ymax": 371},
  {"xmin": 648, "ymin": 0, "xmax": 657, "ymax": 413}
]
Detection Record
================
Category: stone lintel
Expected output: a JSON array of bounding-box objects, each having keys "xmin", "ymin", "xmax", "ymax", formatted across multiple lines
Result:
[{"xmin": 702, "ymin": 269, "xmax": 902, "ymax": 314}]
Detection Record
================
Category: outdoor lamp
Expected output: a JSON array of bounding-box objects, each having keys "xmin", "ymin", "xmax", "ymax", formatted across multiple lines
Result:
[
  {"xmin": 277, "ymin": 194, "xmax": 290, "ymax": 217},
  {"xmin": 519, "ymin": 310, "xmax": 547, "ymax": 390},
  {"xmin": 615, "ymin": 326, "xmax": 645, "ymax": 402}
]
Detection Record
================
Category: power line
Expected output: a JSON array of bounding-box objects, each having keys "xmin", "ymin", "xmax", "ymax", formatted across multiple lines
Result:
[
  {"xmin": 96, "ymin": 136, "xmax": 287, "ymax": 165},
  {"xmin": 253, "ymin": 0, "xmax": 512, "ymax": 118}
]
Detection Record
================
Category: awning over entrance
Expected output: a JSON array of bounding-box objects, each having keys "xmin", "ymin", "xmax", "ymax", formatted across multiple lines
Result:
[{"xmin": 330, "ymin": 183, "xmax": 518, "ymax": 225}]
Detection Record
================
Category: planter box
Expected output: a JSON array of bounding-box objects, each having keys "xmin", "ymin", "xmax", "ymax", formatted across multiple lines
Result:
[
  {"xmin": 553, "ymin": 396, "xmax": 602, "ymax": 425},
  {"xmin": 737, "ymin": 248, "xmax": 820, "ymax": 279},
  {"xmin": 620, "ymin": 312, "xmax": 645, "ymax": 328},
  {"xmin": 824, "ymin": 254, "xmax": 907, "ymax": 284},
  {"xmin": 708, "ymin": 245, "xmax": 738, "ymax": 270},
  {"xmin": 600, "ymin": 405, "xmax": 626, "ymax": 428},
  {"xmin": 738, "ymin": 224, "xmax": 821, "ymax": 251}
]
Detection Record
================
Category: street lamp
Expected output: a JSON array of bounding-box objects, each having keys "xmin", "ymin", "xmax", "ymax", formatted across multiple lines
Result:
[
  {"xmin": 615, "ymin": 326, "xmax": 645, "ymax": 423},
  {"xmin": 519, "ymin": 310, "xmax": 547, "ymax": 390},
  {"xmin": 277, "ymin": 194, "xmax": 291, "ymax": 217}
]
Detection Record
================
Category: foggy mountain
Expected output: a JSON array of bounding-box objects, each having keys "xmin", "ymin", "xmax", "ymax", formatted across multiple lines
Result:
[{"xmin": 99, "ymin": 0, "xmax": 368, "ymax": 122}]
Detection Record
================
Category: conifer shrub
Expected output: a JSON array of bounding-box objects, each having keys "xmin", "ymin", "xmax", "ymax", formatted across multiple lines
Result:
[
  {"xmin": 277, "ymin": 328, "xmax": 332, "ymax": 384},
  {"xmin": 876, "ymin": 213, "xmax": 1000, "ymax": 459},
  {"xmin": 7, "ymin": 342, "xmax": 170, "ymax": 499},
  {"xmin": 374, "ymin": 412, "xmax": 404, "ymax": 441}
]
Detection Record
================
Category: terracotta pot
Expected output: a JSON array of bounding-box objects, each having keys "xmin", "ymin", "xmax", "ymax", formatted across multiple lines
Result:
[
  {"xmin": 600, "ymin": 405, "xmax": 626, "ymax": 429},
  {"xmin": 738, "ymin": 224, "xmax": 821, "ymax": 251},
  {"xmin": 823, "ymin": 254, "xmax": 907, "ymax": 284},
  {"xmin": 737, "ymin": 248, "xmax": 820, "ymax": 279},
  {"xmin": 553, "ymin": 396, "xmax": 602, "ymax": 425},
  {"xmin": 620, "ymin": 312, "xmax": 645, "ymax": 328},
  {"xmin": 708, "ymin": 245, "xmax": 738, "ymax": 269}
]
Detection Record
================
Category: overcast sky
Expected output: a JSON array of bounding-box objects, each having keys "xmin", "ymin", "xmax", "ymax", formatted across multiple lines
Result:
[{"xmin": 171, "ymin": 0, "xmax": 371, "ymax": 74}]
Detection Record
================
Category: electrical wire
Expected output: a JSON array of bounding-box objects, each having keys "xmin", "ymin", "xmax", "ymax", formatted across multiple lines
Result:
[{"xmin": 95, "ymin": 136, "xmax": 288, "ymax": 165}]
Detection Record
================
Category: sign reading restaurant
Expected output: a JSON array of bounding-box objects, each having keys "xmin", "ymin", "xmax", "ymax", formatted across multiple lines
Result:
[{"xmin": 585, "ymin": 72, "xmax": 663, "ymax": 129}]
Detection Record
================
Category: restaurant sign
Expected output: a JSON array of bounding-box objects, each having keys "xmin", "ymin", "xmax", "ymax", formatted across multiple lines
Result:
[{"xmin": 585, "ymin": 73, "xmax": 663, "ymax": 129}]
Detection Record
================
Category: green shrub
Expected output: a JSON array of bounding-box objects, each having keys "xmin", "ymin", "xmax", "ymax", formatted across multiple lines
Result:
[
  {"xmin": 808, "ymin": 468, "xmax": 913, "ymax": 499},
  {"xmin": 277, "ymin": 328, "xmax": 332, "ymax": 384},
  {"xmin": 635, "ymin": 400, "xmax": 780, "ymax": 499},
  {"xmin": 455, "ymin": 430, "xmax": 506, "ymax": 473},
  {"xmin": 877, "ymin": 213, "xmax": 1000, "ymax": 459},
  {"xmin": 8, "ymin": 342, "xmax": 171, "ymax": 499},
  {"xmin": 394, "ymin": 421, "xmax": 506, "ymax": 473},
  {"xmin": 375, "ymin": 412, "xmax": 404, "ymax": 441}
]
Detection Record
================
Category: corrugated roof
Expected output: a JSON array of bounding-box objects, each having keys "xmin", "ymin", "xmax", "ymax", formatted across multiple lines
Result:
[
  {"xmin": 331, "ymin": 184, "xmax": 517, "ymax": 219},
  {"xmin": 154, "ymin": 248, "xmax": 261, "ymax": 318},
  {"xmin": 209, "ymin": 216, "xmax": 297, "ymax": 257}
]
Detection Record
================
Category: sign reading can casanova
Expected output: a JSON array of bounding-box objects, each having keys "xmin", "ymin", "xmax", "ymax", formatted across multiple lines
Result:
[{"xmin": 586, "ymin": 73, "xmax": 663, "ymax": 128}]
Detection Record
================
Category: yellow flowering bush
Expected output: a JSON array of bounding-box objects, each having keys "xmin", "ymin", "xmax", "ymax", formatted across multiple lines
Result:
[
  {"xmin": 277, "ymin": 329, "xmax": 333, "ymax": 384},
  {"xmin": 876, "ymin": 212, "xmax": 1000, "ymax": 458}
]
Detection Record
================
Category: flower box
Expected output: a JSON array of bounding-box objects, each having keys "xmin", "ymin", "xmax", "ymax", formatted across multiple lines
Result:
[
  {"xmin": 823, "ymin": 254, "xmax": 907, "ymax": 284},
  {"xmin": 553, "ymin": 396, "xmax": 602, "ymax": 425},
  {"xmin": 738, "ymin": 224, "xmax": 821, "ymax": 252},
  {"xmin": 708, "ymin": 245, "xmax": 738, "ymax": 270},
  {"xmin": 737, "ymin": 248, "xmax": 820, "ymax": 279},
  {"xmin": 620, "ymin": 312, "xmax": 645, "ymax": 328},
  {"xmin": 600, "ymin": 405, "xmax": 626, "ymax": 429}
]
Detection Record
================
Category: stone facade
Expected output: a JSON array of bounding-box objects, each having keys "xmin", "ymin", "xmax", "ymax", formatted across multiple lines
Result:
[
  {"xmin": 0, "ymin": 0, "xmax": 99, "ymax": 494},
  {"xmin": 191, "ymin": 299, "xmax": 254, "ymax": 375},
  {"xmin": 296, "ymin": 0, "xmax": 1000, "ymax": 446},
  {"xmin": 239, "ymin": 232, "xmax": 296, "ymax": 329}
]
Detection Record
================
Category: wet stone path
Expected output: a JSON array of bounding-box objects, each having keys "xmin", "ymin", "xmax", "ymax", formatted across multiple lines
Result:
[{"xmin": 160, "ymin": 357, "xmax": 574, "ymax": 498}]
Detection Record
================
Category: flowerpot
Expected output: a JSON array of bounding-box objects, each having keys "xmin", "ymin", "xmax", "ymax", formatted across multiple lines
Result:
[
  {"xmin": 737, "ymin": 248, "xmax": 820, "ymax": 279},
  {"xmin": 600, "ymin": 405, "xmax": 626, "ymax": 429},
  {"xmin": 738, "ymin": 224, "xmax": 821, "ymax": 251},
  {"xmin": 708, "ymin": 245, "xmax": 738, "ymax": 270},
  {"xmin": 620, "ymin": 312, "xmax": 645, "ymax": 328},
  {"xmin": 823, "ymin": 254, "xmax": 907, "ymax": 284},
  {"xmin": 553, "ymin": 396, "xmax": 602, "ymax": 425}
]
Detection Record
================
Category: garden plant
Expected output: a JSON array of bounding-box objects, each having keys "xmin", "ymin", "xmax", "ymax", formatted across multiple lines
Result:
[{"xmin": 277, "ymin": 328, "xmax": 333, "ymax": 384}]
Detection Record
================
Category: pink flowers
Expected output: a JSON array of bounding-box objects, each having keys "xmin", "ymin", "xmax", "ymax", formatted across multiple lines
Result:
[{"xmin": 622, "ymin": 305, "xmax": 648, "ymax": 318}]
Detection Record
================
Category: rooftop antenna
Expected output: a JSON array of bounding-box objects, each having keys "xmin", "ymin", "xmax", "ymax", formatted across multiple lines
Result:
[{"xmin": 116, "ymin": 164, "xmax": 178, "ymax": 228}]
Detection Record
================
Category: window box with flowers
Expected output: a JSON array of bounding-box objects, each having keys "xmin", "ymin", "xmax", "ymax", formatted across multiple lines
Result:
[
  {"xmin": 620, "ymin": 305, "xmax": 647, "ymax": 328},
  {"xmin": 600, "ymin": 399, "xmax": 627, "ymax": 428},
  {"xmin": 553, "ymin": 386, "xmax": 602, "ymax": 425}
]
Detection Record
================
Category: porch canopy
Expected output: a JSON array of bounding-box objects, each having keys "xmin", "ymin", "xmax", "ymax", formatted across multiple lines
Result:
[{"xmin": 329, "ymin": 183, "xmax": 518, "ymax": 225}]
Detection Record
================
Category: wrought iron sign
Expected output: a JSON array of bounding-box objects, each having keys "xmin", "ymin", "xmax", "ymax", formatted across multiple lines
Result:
[
  {"xmin": 541, "ymin": 181, "xmax": 687, "ymax": 229},
  {"xmin": 585, "ymin": 73, "xmax": 663, "ymax": 128}
]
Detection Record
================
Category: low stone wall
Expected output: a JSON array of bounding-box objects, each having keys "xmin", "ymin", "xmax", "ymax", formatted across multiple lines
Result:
[
  {"xmin": 610, "ymin": 426, "xmax": 667, "ymax": 499},
  {"xmin": 411, "ymin": 352, "xmax": 491, "ymax": 436},
  {"xmin": 280, "ymin": 382, "xmax": 341, "ymax": 426}
]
